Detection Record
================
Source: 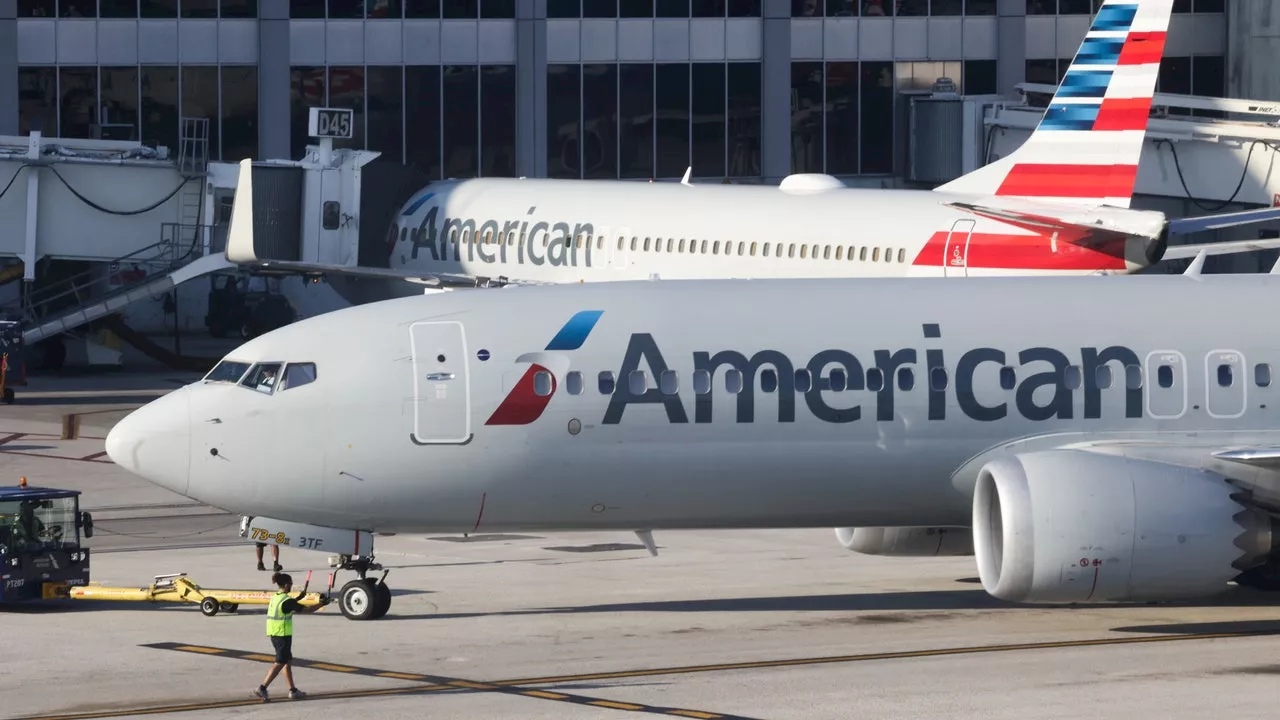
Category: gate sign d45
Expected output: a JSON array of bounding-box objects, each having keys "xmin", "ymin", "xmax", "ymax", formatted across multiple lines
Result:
[{"xmin": 309, "ymin": 107, "xmax": 353, "ymax": 140}]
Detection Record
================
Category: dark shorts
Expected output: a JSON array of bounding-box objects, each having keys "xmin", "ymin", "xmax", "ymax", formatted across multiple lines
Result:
[{"xmin": 270, "ymin": 635, "xmax": 293, "ymax": 664}]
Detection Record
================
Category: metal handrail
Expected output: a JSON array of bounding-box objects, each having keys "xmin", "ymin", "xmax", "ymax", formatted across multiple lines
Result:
[{"xmin": 3, "ymin": 226, "xmax": 209, "ymax": 322}]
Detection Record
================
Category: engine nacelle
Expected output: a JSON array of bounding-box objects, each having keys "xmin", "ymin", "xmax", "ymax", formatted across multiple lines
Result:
[
  {"xmin": 834, "ymin": 526, "xmax": 973, "ymax": 556},
  {"xmin": 973, "ymin": 449, "xmax": 1277, "ymax": 604}
]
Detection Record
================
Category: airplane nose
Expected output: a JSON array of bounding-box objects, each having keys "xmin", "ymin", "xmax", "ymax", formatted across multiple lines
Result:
[{"xmin": 106, "ymin": 390, "xmax": 191, "ymax": 496}]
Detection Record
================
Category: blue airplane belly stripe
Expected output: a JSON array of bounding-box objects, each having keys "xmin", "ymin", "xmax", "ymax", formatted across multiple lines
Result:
[
  {"xmin": 545, "ymin": 310, "xmax": 604, "ymax": 351},
  {"xmin": 1090, "ymin": 4, "xmax": 1138, "ymax": 31},
  {"xmin": 401, "ymin": 192, "xmax": 435, "ymax": 216}
]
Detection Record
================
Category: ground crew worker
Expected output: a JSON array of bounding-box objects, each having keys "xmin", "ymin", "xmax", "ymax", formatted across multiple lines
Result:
[
  {"xmin": 255, "ymin": 541, "xmax": 280, "ymax": 572},
  {"xmin": 253, "ymin": 572, "xmax": 330, "ymax": 702}
]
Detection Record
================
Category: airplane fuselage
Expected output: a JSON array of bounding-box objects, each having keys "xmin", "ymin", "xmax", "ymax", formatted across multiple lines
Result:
[
  {"xmin": 112, "ymin": 274, "xmax": 1280, "ymax": 535},
  {"xmin": 381, "ymin": 178, "xmax": 1162, "ymax": 292}
]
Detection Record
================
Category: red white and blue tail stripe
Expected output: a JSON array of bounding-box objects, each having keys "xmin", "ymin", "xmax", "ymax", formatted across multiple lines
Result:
[{"xmin": 934, "ymin": 0, "xmax": 1172, "ymax": 209}]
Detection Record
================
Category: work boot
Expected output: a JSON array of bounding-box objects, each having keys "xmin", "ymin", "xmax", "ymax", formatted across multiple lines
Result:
[
  {"xmin": 289, "ymin": 688, "xmax": 306, "ymax": 700},
  {"xmin": 253, "ymin": 686, "xmax": 269, "ymax": 702},
  {"xmin": 257, "ymin": 562, "xmax": 265, "ymax": 571},
  {"xmin": 273, "ymin": 562, "xmax": 282, "ymax": 572}
]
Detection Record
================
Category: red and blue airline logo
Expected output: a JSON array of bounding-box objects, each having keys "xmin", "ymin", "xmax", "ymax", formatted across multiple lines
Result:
[{"xmin": 485, "ymin": 310, "xmax": 604, "ymax": 426}]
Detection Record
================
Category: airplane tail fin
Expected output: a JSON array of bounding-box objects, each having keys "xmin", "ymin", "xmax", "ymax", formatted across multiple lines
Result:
[{"xmin": 934, "ymin": 0, "xmax": 1172, "ymax": 209}]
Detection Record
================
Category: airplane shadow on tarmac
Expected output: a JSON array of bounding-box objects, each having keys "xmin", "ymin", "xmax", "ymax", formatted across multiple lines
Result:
[{"xmin": 376, "ymin": 583, "xmax": 1280, "ymax": 621}]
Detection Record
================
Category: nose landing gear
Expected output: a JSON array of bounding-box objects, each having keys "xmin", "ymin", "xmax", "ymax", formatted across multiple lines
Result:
[
  {"xmin": 333, "ymin": 557, "xmax": 391, "ymax": 620},
  {"xmin": 239, "ymin": 516, "xmax": 394, "ymax": 620}
]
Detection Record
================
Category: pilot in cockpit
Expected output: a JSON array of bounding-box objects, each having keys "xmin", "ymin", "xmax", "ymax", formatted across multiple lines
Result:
[{"xmin": 254, "ymin": 366, "xmax": 278, "ymax": 393}]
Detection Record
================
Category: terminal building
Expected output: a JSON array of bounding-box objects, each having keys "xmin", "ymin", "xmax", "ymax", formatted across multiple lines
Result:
[
  {"xmin": 0, "ymin": 0, "xmax": 1278, "ymax": 371},
  {"xmin": 0, "ymin": 0, "xmax": 1256, "ymax": 183}
]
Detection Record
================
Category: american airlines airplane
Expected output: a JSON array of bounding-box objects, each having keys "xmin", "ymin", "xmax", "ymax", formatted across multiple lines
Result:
[
  {"xmin": 230, "ymin": 0, "xmax": 1280, "ymax": 290},
  {"xmin": 106, "ymin": 262, "xmax": 1280, "ymax": 619}
]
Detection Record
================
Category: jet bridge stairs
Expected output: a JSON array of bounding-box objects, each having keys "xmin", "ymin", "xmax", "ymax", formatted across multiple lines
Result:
[{"xmin": 0, "ymin": 117, "xmax": 235, "ymax": 357}]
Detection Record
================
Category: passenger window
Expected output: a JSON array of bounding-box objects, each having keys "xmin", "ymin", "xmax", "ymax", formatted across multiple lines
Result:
[
  {"xmin": 750, "ymin": 242, "xmax": 757, "ymax": 256},
  {"xmin": 760, "ymin": 369, "xmax": 778, "ymax": 393},
  {"xmin": 644, "ymin": 237, "xmax": 651, "ymax": 251},
  {"xmin": 866, "ymin": 368, "xmax": 884, "ymax": 392},
  {"xmin": 1125, "ymin": 364, "xmax": 1143, "ymax": 389},
  {"xmin": 701, "ymin": 240, "xmax": 708, "ymax": 253},
  {"xmin": 1157, "ymin": 365, "xmax": 1174, "ymax": 388},
  {"xmin": 763, "ymin": 242, "xmax": 771, "ymax": 256},
  {"xmin": 823, "ymin": 246, "xmax": 831, "ymax": 260},
  {"xmin": 1218, "ymin": 364, "xmax": 1233, "ymax": 387},
  {"xmin": 566, "ymin": 371, "xmax": 583, "ymax": 395},
  {"xmin": 872, "ymin": 248, "xmax": 880, "ymax": 262},
  {"xmin": 897, "ymin": 367, "xmax": 914, "ymax": 391},
  {"xmin": 714, "ymin": 241, "xmax": 721, "ymax": 254},
  {"xmin": 533, "ymin": 371, "xmax": 553, "ymax": 397},
  {"xmin": 1256, "ymin": 363, "xmax": 1272, "ymax": 387},
  {"xmin": 693, "ymin": 369, "xmax": 711, "ymax": 395},
  {"xmin": 836, "ymin": 246, "xmax": 843, "ymax": 260},
  {"xmin": 794, "ymin": 369, "xmax": 812, "ymax": 393},
  {"xmin": 930, "ymin": 367, "xmax": 948, "ymax": 391},
  {"xmin": 738, "ymin": 242, "xmax": 745, "ymax": 256},
  {"xmin": 788, "ymin": 244, "xmax": 795, "ymax": 258},
  {"xmin": 679, "ymin": 239, "xmax": 686, "ymax": 252},
  {"xmin": 630, "ymin": 237, "xmax": 637, "ymax": 251},
  {"xmin": 1094, "ymin": 365, "xmax": 1112, "ymax": 389},
  {"xmin": 659, "ymin": 370, "xmax": 679, "ymax": 395},
  {"xmin": 725, "ymin": 369, "xmax": 743, "ymax": 393},
  {"xmin": 280, "ymin": 362, "xmax": 317, "ymax": 391},
  {"xmin": 800, "ymin": 245, "xmax": 808, "ymax": 259},
  {"xmin": 999, "ymin": 366, "xmax": 1016, "ymax": 390},
  {"xmin": 897, "ymin": 248, "xmax": 905, "ymax": 263},
  {"xmin": 666, "ymin": 239, "xmax": 674, "ymax": 252},
  {"xmin": 598, "ymin": 371, "xmax": 615, "ymax": 395},
  {"xmin": 860, "ymin": 247, "xmax": 868, "ymax": 261},
  {"xmin": 629, "ymin": 370, "xmax": 647, "ymax": 395},
  {"xmin": 241, "ymin": 362, "xmax": 283, "ymax": 394},
  {"xmin": 1064, "ymin": 365, "xmax": 1081, "ymax": 390},
  {"xmin": 829, "ymin": 368, "xmax": 847, "ymax": 392}
]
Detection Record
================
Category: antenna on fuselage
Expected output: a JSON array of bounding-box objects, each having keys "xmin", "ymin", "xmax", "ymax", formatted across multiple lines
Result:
[
  {"xmin": 680, "ymin": 167, "xmax": 692, "ymax": 186},
  {"xmin": 634, "ymin": 530, "xmax": 658, "ymax": 557},
  {"xmin": 1184, "ymin": 248, "xmax": 1208, "ymax": 276}
]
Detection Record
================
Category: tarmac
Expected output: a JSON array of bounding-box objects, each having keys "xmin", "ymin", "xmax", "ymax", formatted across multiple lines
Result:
[{"xmin": 2, "ymin": 371, "xmax": 1280, "ymax": 720}]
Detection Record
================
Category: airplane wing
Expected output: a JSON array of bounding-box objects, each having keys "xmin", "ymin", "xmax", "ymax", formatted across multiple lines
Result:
[
  {"xmin": 1161, "ymin": 237, "xmax": 1280, "ymax": 261},
  {"xmin": 1167, "ymin": 207, "xmax": 1280, "ymax": 235},
  {"xmin": 225, "ymin": 158, "xmax": 531, "ymax": 289}
]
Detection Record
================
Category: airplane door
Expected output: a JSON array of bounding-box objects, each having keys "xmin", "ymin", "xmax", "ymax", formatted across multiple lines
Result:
[
  {"xmin": 410, "ymin": 321, "xmax": 472, "ymax": 444},
  {"xmin": 1205, "ymin": 350, "xmax": 1246, "ymax": 419},
  {"xmin": 943, "ymin": 220, "xmax": 974, "ymax": 277},
  {"xmin": 1144, "ymin": 351, "xmax": 1187, "ymax": 419}
]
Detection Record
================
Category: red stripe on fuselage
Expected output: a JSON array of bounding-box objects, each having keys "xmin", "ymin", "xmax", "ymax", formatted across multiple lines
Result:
[
  {"xmin": 485, "ymin": 364, "xmax": 556, "ymax": 426},
  {"xmin": 1116, "ymin": 31, "xmax": 1166, "ymax": 65},
  {"xmin": 1092, "ymin": 97, "xmax": 1153, "ymax": 131},
  {"xmin": 995, "ymin": 164, "xmax": 1139, "ymax": 199},
  {"xmin": 911, "ymin": 231, "xmax": 1129, "ymax": 271}
]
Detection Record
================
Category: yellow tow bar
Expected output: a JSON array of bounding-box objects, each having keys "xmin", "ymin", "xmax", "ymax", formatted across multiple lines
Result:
[{"xmin": 69, "ymin": 573, "xmax": 327, "ymax": 617}]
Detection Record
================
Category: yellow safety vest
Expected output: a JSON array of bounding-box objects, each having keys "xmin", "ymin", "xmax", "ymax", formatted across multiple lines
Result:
[{"xmin": 266, "ymin": 592, "xmax": 293, "ymax": 637}]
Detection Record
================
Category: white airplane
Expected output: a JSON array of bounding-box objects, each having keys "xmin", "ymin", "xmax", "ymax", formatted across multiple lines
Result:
[
  {"xmin": 106, "ymin": 255, "xmax": 1280, "ymax": 619},
  {"xmin": 229, "ymin": 0, "xmax": 1280, "ymax": 290}
]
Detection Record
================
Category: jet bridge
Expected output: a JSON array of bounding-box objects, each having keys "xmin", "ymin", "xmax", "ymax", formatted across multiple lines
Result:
[{"xmin": 953, "ymin": 86, "xmax": 1280, "ymax": 272}]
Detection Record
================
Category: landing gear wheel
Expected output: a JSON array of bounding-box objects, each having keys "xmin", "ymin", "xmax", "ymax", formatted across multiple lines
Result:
[
  {"xmin": 200, "ymin": 597, "xmax": 219, "ymax": 616},
  {"xmin": 220, "ymin": 602, "xmax": 239, "ymax": 613},
  {"xmin": 338, "ymin": 579, "xmax": 378, "ymax": 620},
  {"xmin": 370, "ymin": 582, "xmax": 391, "ymax": 619}
]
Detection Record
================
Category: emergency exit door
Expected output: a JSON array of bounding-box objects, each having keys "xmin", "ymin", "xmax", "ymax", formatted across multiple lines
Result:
[
  {"xmin": 1205, "ymin": 350, "xmax": 1246, "ymax": 419},
  {"xmin": 410, "ymin": 321, "xmax": 471, "ymax": 444},
  {"xmin": 943, "ymin": 219, "xmax": 974, "ymax": 277}
]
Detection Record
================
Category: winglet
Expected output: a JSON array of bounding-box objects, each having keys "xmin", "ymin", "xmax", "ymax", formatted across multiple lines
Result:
[
  {"xmin": 933, "ymin": 0, "xmax": 1173, "ymax": 208},
  {"xmin": 680, "ymin": 167, "xmax": 692, "ymax": 186},
  {"xmin": 634, "ymin": 530, "xmax": 658, "ymax": 557},
  {"xmin": 1183, "ymin": 248, "xmax": 1207, "ymax": 276},
  {"xmin": 227, "ymin": 158, "xmax": 259, "ymax": 264}
]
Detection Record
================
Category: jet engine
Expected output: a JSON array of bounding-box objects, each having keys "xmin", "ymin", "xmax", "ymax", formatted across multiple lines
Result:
[
  {"xmin": 972, "ymin": 450, "xmax": 1279, "ymax": 604},
  {"xmin": 834, "ymin": 526, "xmax": 973, "ymax": 556}
]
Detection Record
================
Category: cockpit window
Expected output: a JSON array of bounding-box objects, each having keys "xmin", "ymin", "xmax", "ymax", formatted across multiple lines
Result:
[
  {"xmin": 240, "ymin": 363, "xmax": 283, "ymax": 394},
  {"xmin": 280, "ymin": 363, "xmax": 317, "ymax": 391},
  {"xmin": 205, "ymin": 360, "xmax": 251, "ymax": 383}
]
